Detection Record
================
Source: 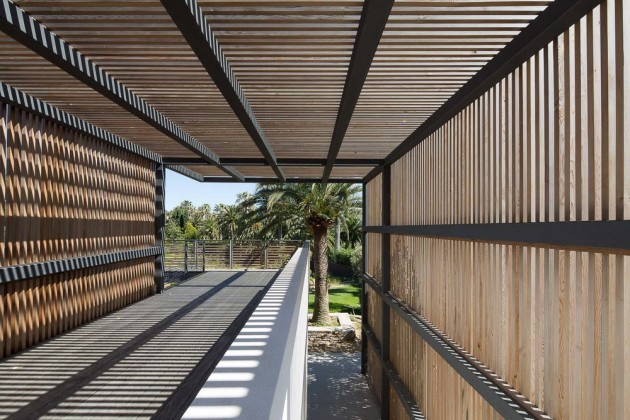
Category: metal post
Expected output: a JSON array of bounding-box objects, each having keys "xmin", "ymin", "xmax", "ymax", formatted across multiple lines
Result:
[
  {"xmin": 194, "ymin": 240, "xmax": 198, "ymax": 270},
  {"xmin": 184, "ymin": 241, "xmax": 188, "ymax": 274},
  {"xmin": 154, "ymin": 163, "xmax": 165, "ymax": 294},
  {"xmin": 361, "ymin": 182, "xmax": 368, "ymax": 375},
  {"xmin": 381, "ymin": 165, "xmax": 391, "ymax": 419},
  {"xmin": 264, "ymin": 243, "xmax": 269, "ymax": 269},
  {"xmin": 202, "ymin": 239, "xmax": 206, "ymax": 271},
  {"xmin": 229, "ymin": 239, "xmax": 233, "ymax": 269}
]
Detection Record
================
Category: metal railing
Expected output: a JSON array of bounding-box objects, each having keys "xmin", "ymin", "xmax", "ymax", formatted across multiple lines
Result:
[{"xmin": 164, "ymin": 239, "xmax": 302, "ymax": 281}]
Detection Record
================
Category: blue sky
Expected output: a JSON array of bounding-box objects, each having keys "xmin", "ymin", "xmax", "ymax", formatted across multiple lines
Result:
[{"xmin": 165, "ymin": 169, "xmax": 257, "ymax": 210}]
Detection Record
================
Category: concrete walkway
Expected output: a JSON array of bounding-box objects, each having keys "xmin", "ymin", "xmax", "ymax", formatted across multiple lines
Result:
[{"xmin": 308, "ymin": 353, "xmax": 380, "ymax": 420}]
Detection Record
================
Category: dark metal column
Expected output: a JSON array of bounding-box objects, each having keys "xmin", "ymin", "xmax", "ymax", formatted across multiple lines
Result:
[
  {"xmin": 381, "ymin": 165, "xmax": 391, "ymax": 419},
  {"xmin": 155, "ymin": 163, "xmax": 165, "ymax": 293},
  {"xmin": 361, "ymin": 182, "xmax": 368, "ymax": 375}
]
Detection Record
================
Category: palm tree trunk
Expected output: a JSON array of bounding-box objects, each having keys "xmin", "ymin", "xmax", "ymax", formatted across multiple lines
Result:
[
  {"xmin": 335, "ymin": 218, "xmax": 341, "ymax": 251},
  {"xmin": 311, "ymin": 225, "xmax": 331, "ymax": 324}
]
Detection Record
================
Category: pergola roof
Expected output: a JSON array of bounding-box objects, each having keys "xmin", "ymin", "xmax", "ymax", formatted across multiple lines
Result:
[{"xmin": 0, "ymin": 0, "xmax": 561, "ymax": 182}]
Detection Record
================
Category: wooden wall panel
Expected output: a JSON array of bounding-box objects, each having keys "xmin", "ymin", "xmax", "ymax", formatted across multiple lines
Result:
[
  {"xmin": 390, "ymin": 4, "xmax": 628, "ymax": 226},
  {"xmin": 0, "ymin": 257, "xmax": 155, "ymax": 359},
  {"xmin": 0, "ymin": 103, "xmax": 157, "ymax": 359},
  {"xmin": 1, "ymin": 103, "xmax": 155, "ymax": 266},
  {"xmin": 365, "ymin": 1, "xmax": 629, "ymax": 419}
]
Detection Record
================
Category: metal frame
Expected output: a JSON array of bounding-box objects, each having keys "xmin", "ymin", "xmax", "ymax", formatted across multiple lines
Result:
[
  {"xmin": 322, "ymin": 0, "xmax": 395, "ymax": 181},
  {"xmin": 363, "ymin": 274, "xmax": 549, "ymax": 420},
  {"xmin": 364, "ymin": 0, "xmax": 603, "ymax": 183},
  {"xmin": 364, "ymin": 220, "xmax": 630, "ymax": 252},
  {"xmin": 164, "ymin": 157, "xmax": 383, "ymax": 167},
  {"xmin": 160, "ymin": 0, "xmax": 285, "ymax": 182},
  {"xmin": 0, "ymin": 0, "xmax": 243, "ymax": 181},
  {"xmin": 203, "ymin": 177, "xmax": 363, "ymax": 184},
  {"xmin": 0, "ymin": 247, "xmax": 162, "ymax": 284},
  {"xmin": 363, "ymin": 323, "xmax": 425, "ymax": 420},
  {"xmin": 155, "ymin": 164, "xmax": 166, "ymax": 293},
  {"xmin": 165, "ymin": 165, "xmax": 204, "ymax": 182},
  {"xmin": 0, "ymin": 82, "xmax": 161, "ymax": 163},
  {"xmin": 380, "ymin": 165, "xmax": 391, "ymax": 420},
  {"xmin": 360, "ymin": 182, "xmax": 368, "ymax": 375}
]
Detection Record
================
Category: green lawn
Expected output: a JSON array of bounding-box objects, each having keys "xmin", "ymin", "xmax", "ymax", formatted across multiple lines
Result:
[{"xmin": 308, "ymin": 283, "xmax": 361, "ymax": 314}]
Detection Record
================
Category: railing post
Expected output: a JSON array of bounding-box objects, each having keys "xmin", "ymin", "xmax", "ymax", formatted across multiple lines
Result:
[
  {"xmin": 264, "ymin": 243, "xmax": 269, "ymax": 269},
  {"xmin": 229, "ymin": 239, "xmax": 233, "ymax": 269},
  {"xmin": 184, "ymin": 241, "xmax": 188, "ymax": 274},
  {"xmin": 154, "ymin": 163, "xmax": 165, "ymax": 294},
  {"xmin": 381, "ymin": 164, "xmax": 391, "ymax": 420},
  {"xmin": 194, "ymin": 239, "xmax": 198, "ymax": 270},
  {"xmin": 202, "ymin": 239, "xmax": 206, "ymax": 272}
]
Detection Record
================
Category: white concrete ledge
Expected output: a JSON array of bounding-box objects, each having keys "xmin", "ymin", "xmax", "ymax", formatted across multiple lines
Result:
[{"xmin": 183, "ymin": 243, "xmax": 310, "ymax": 420}]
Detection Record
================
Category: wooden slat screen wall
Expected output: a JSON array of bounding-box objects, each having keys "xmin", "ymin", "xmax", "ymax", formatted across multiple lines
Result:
[
  {"xmin": 365, "ymin": 2, "xmax": 629, "ymax": 419},
  {"xmin": 0, "ymin": 102, "xmax": 157, "ymax": 359}
]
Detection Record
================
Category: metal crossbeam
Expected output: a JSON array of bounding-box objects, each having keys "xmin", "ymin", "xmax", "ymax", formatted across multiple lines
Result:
[
  {"xmin": 203, "ymin": 177, "xmax": 362, "ymax": 184},
  {"xmin": 0, "ymin": 247, "xmax": 162, "ymax": 284},
  {"xmin": 363, "ymin": 274, "xmax": 550, "ymax": 420},
  {"xmin": 161, "ymin": 0, "xmax": 285, "ymax": 181},
  {"xmin": 364, "ymin": 0, "xmax": 603, "ymax": 183},
  {"xmin": 0, "ymin": 0, "xmax": 243, "ymax": 181},
  {"xmin": 322, "ymin": 0, "xmax": 394, "ymax": 182},
  {"xmin": 166, "ymin": 165, "xmax": 205, "ymax": 182},
  {"xmin": 163, "ymin": 157, "xmax": 383, "ymax": 167},
  {"xmin": 0, "ymin": 82, "xmax": 161, "ymax": 163},
  {"xmin": 364, "ymin": 220, "xmax": 630, "ymax": 252}
]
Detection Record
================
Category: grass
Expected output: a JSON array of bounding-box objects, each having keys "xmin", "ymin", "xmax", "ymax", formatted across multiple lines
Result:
[{"xmin": 308, "ymin": 282, "xmax": 361, "ymax": 315}]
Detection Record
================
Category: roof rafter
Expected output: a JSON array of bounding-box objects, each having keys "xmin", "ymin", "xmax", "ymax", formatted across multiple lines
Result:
[
  {"xmin": 322, "ymin": 0, "xmax": 395, "ymax": 182},
  {"xmin": 0, "ymin": 0, "xmax": 243, "ymax": 181},
  {"xmin": 161, "ymin": 0, "xmax": 285, "ymax": 182},
  {"xmin": 364, "ymin": 0, "xmax": 602, "ymax": 183}
]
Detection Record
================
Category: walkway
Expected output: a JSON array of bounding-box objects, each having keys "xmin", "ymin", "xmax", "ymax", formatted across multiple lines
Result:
[
  {"xmin": 0, "ymin": 270, "xmax": 277, "ymax": 420},
  {"xmin": 308, "ymin": 353, "xmax": 380, "ymax": 420}
]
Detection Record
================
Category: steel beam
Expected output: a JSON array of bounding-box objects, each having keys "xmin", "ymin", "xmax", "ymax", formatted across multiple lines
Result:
[
  {"xmin": 364, "ymin": 323, "xmax": 425, "ymax": 420},
  {"xmin": 322, "ymin": 0, "xmax": 395, "ymax": 182},
  {"xmin": 364, "ymin": 0, "xmax": 603, "ymax": 183},
  {"xmin": 0, "ymin": 0, "xmax": 243, "ymax": 180},
  {"xmin": 160, "ymin": 0, "xmax": 285, "ymax": 181},
  {"xmin": 364, "ymin": 220, "xmax": 630, "ymax": 252},
  {"xmin": 380, "ymin": 165, "xmax": 391, "ymax": 420},
  {"xmin": 0, "ymin": 247, "xmax": 162, "ymax": 284},
  {"xmin": 364, "ymin": 274, "xmax": 549, "ymax": 420},
  {"xmin": 203, "ymin": 177, "xmax": 362, "ymax": 184},
  {"xmin": 0, "ymin": 82, "xmax": 162, "ymax": 163},
  {"xmin": 166, "ymin": 165, "xmax": 205, "ymax": 182},
  {"xmin": 361, "ymin": 182, "xmax": 368, "ymax": 375},
  {"xmin": 155, "ymin": 164, "xmax": 166, "ymax": 293},
  {"xmin": 164, "ymin": 157, "xmax": 384, "ymax": 167}
]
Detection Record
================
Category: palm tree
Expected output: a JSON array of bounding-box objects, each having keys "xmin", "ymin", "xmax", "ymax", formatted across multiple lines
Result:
[
  {"xmin": 244, "ymin": 183, "xmax": 361, "ymax": 324},
  {"xmin": 215, "ymin": 204, "xmax": 242, "ymax": 241}
]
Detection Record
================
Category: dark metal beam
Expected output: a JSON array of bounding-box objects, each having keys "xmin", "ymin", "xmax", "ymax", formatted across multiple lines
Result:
[
  {"xmin": 322, "ymin": 0, "xmax": 395, "ymax": 182},
  {"xmin": 364, "ymin": 0, "xmax": 603, "ymax": 184},
  {"xmin": 380, "ymin": 165, "xmax": 391, "ymax": 420},
  {"xmin": 160, "ymin": 0, "xmax": 285, "ymax": 182},
  {"xmin": 165, "ymin": 165, "xmax": 204, "ymax": 182},
  {"xmin": 364, "ymin": 221, "xmax": 630, "ymax": 252},
  {"xmin": 364, "ymin": 323, "xmax": 426, "ymax": 420},
  {"xmin": 0, "ymin": 0, "xmax": 243, "ymax": 181},
  {"xmin": 163, "ymin": 157, "xmax": 384, "ymax": 166},
  {"xmin": 0, "ymin": 82, "xmax": 162, "ymax": 163},
  {"xmin": 0, "ymin": 247, "xmax": 161, "ymax": 284},
  {"xmin": 203, "ymin": 177, "xmax": 362, "ymax": 184},
  {"xmin": 364, "ymin": 274, "xmax": 549, "ymax": 420},
  {"xmin": 155, "ymin": 164, "xmax": 166, "ymax": 294},
  {"xmin": 361, "ymin": 182, "xmax": 368, "ymax": 375}
]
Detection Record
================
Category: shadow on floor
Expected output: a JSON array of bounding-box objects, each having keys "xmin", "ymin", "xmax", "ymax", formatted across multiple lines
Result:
[{"xmin": 308, "ymin": 353, "xmax": 379, "ymax": 420}]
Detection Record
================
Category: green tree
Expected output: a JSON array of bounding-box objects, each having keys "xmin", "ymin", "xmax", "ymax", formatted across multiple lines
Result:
[
  {"xmin": 183, "ymin": 221, "xmax": 199, "ymax": 240},
  {"xmin": 244, "ymin": 183, "xmax": 361, "ymax": 324}
]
